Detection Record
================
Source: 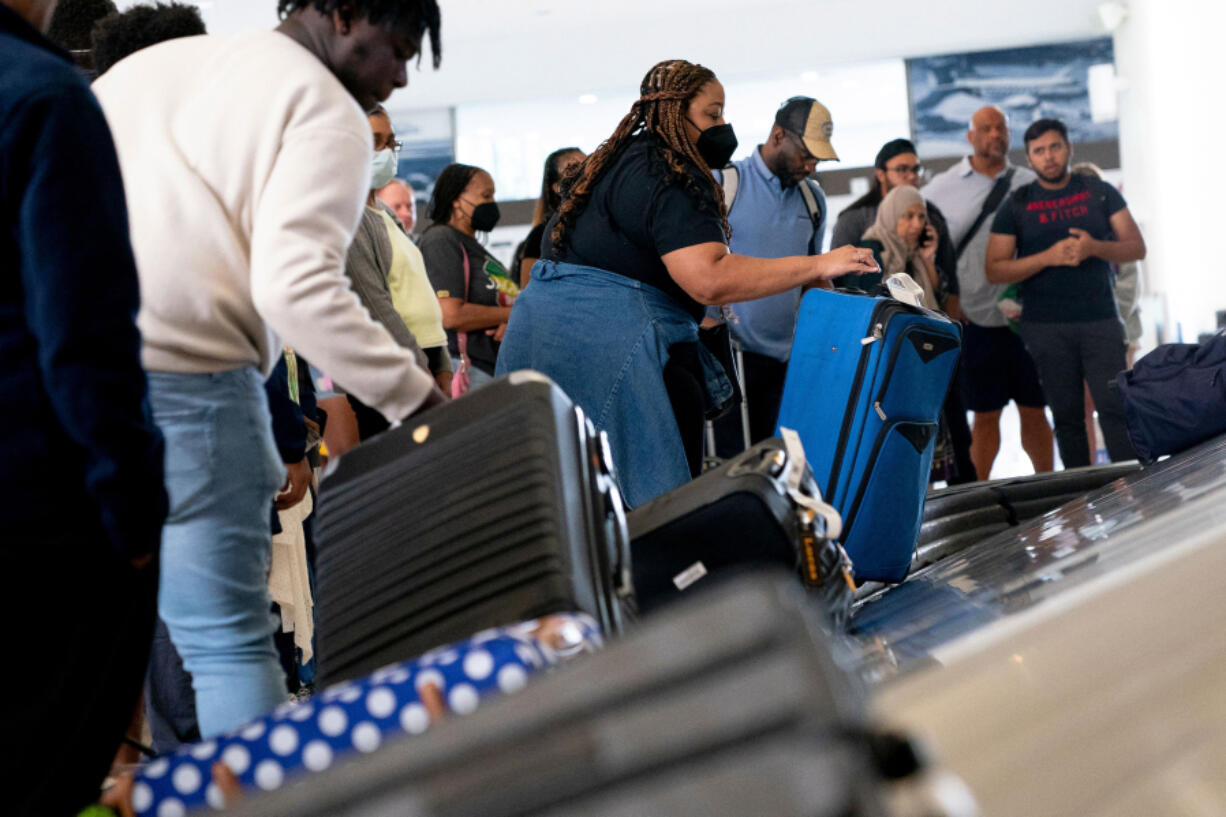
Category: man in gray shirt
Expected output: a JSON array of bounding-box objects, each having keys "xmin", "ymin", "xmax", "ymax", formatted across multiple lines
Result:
[{"xmin": 925, "ymin": 105, "xmax": 1053, "ymax": 479}]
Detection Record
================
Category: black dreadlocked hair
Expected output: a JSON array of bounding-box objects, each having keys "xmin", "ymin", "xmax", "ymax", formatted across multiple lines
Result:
[
  {"xmin": 276, "ymin": 0, "xmax": 441, "ymax": 69},
  {"xmin": 551, "ymin": 59, "xmax": 730, "ymax": 252},
  {"xmin": 426, "ymin": 163, "xmax": 481, "ymax": 226},
  {"xmin": 46, "ymin": 0, "xmax": 118, "ymax": 51},
  {"xmin": 91, "ymin": 2, "xmax": 207, "ymax": 76}
]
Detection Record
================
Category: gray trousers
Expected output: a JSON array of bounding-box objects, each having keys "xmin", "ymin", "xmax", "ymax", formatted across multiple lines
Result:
[{"xmin": 1019, "ymin": 318, "xmax": 1136, "ymax": 468}]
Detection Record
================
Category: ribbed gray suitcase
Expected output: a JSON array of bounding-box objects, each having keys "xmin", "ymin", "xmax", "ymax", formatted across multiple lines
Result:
[
  {"xmin": 313, "ymin": 371, "xmax": 633, "ymax": 685},
  {"xmin": 227, "ymin": 574, "xmax": 958, "ymax": 817}
]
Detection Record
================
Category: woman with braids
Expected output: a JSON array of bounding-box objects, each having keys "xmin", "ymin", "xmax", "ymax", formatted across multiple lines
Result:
[
  {"xmin": 497, "ymin": 59, "xmax": 879, "ymax": 507},
  {"xmin": 420, "ymin": 163, "xmax": 521, "ymax": 393},
  {"xmin": 514, "ymin": 146, "xmax": 587, "ymax": 287}
]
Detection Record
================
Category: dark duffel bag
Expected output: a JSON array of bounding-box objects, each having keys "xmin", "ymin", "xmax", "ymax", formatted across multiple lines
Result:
[
  {"xmin": 628, "ymin": 433, "xmax": 854, "ymax": 625},
  {"xmin": 313, "ymin": 370, "xmax": 634, "ymax": 685},
  {"xmin": 225, "ymin": 573, "xmax": 974, "ymax": 817},
  {"xmin": 1116, "ymin": 332, "xmax": 1226, "ymax": 463}
]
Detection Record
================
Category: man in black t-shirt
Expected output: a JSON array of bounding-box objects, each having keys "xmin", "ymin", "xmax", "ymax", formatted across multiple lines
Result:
[{"xmin": 986, "ymin": 118, "xmax": 1146, "ymax": 468}]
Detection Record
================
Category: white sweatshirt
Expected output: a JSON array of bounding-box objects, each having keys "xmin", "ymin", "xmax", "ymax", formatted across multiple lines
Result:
[{"xmin": 94, "ymin": 30, "xmax": 433, "ymax": 420}]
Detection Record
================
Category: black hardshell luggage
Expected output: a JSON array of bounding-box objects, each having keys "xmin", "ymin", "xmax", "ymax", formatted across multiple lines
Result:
[
  {"xmin": 313, "ymin": 371, "xmax": 634, "ymax": 685},
  {"xmin": 628, "ymin": 435, "xmax": 854, "ymax": 623},
  {"xmin": 226, "ymin": 574, "xmax": 967, "ymax": 817}
]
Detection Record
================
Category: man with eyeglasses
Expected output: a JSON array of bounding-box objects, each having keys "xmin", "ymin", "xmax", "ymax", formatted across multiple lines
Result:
[
  {"xmin": 833, "ymin": 139, "xmax": 959, "ymax": 318},
  {"xmin": 707, "ymin": 96, "xmax": 836, "ymax": 457},
  {"xmin": 343, "ymin": 103, "xmax": 452, "ymax": 440},
  {"xmin": 925, "ymin": 105, "xmax": 1053, "ymax": 480}
]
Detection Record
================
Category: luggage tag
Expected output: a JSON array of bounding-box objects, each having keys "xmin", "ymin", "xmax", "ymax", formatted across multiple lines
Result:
[
  {"xmin": 884, "ymin": 273, "xmax": 925, "ymax": 308},
  {"xmin": 780, "ymin": 428, "xmax": 842, "ymax": 540},
  {"xmin": 780, "ymin": 428, "xmax": 856, "ymax": 592}
]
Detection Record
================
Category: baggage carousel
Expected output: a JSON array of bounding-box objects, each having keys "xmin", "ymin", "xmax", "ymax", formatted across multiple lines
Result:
[{"xmin": 849, "ymin": 434, "xmax": 1226, "ymax": 816}]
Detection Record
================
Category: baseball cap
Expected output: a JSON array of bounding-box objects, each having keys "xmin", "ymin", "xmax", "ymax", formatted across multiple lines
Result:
[{"xmin": 774, "ymin": 97, "xmax": 838, "ymax": 161}]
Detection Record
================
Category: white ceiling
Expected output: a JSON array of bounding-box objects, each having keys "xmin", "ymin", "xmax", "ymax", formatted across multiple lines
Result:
[{"xmin": 124, "ymin": 0, "xmax": 1112, "ymax": 109}]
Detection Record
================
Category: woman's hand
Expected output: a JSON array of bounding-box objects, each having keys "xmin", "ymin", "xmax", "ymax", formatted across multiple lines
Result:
[
  {"xmin": 814, "ymin": 245, "xmax": 881, "ymax": 281},
  {"xmin": 919, "ymin": 225, "xmax": 939, "ymax": 263}
]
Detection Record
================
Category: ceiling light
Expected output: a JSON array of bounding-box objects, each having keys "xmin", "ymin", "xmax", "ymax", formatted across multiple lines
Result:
[
  {"xmin": 1097, "ymin": 1, "xmax": 1128, "ymax": 32},
  {"xmin": 578, "ymin": 94, "xmax": 598, "ymax": 105}
]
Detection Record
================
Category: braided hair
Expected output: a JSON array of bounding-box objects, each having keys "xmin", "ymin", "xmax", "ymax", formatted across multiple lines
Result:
[
  {"xmin": 551, "ymin": 59, "xmax": 730, "ymax": 251},
  {"xmin": 277, "ymin": 0, "xmax": 441, "ymax": 69}
]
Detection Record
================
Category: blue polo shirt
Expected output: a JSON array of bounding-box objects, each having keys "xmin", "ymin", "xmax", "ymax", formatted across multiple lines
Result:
[{"xmin": 715, "ymin": 147, "xmax": 826, "ymax": 362}]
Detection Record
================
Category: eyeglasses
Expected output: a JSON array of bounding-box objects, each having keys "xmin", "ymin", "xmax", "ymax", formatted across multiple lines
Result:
[
  {"xmin": 886, "ymin": 164, "xmax": 924, "ymax": 176},
  {"xmin": 375, "ymin": 138, "xmax": 404, "ymax": 153}
]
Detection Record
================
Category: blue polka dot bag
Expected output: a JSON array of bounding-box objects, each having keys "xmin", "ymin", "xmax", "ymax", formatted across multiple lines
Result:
[{"xmin": 129, "ymin": 614, "xmax": 602, "ymax": 816}]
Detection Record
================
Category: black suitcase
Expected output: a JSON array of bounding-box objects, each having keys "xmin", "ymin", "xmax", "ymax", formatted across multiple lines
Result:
[
  {"xmin": 225, "ymin": 573, "xmax": 965, "ymax": 817},
  {"xmin": 313, "ymin": 371, "xmax": 634, "ymax": 685},
  {"xmin": 628, "ymin": 435, "xmax": 854, "ymax": 622}
]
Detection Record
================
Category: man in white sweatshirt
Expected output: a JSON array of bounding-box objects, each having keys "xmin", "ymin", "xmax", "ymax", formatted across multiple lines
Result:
[{"xmin": 93, "ymin": 0, "xmax": 443, "ymax": 737}]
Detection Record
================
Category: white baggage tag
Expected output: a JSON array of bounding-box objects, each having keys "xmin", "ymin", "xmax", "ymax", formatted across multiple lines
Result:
[
  {"xmin": 779, "ymin": 428, "xmax": 843, "ymax": 541},
  {"xmin": 885, "ymin": 273, "xmax": 925, "ymax": 308},
  {"xmin": 672, "ymin": 561, "xmax": 708, "ymax": 591}
]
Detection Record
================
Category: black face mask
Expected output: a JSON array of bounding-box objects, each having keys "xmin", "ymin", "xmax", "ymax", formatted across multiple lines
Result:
[
  {"xmin": 467, "ymin": 201, "xmax": 501, "ymax": 232},
  {"xmin": 693, "ymin": 122, "xmax": 739, "ymax": 169}
]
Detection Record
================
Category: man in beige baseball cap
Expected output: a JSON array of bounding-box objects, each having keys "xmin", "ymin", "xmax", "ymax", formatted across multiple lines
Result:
[{"xmin": 775, "ymin": 95, "xmax": 839, "ymax": 165}]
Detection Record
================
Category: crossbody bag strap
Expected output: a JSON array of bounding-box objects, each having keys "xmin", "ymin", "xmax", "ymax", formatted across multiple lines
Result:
[
  {"xmin": 954, "ymin": 167, "xmax": 1015, "ymax": 261},
  {"xmin": 457, "ymin": 243, "xmax": 471, "ymax": 360}
]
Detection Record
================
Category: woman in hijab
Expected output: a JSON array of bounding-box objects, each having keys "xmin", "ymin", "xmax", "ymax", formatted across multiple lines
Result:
[
  {"xmin": 860, "ymin": 184, "xmax": 965, "ymax": 484},
  {"xmin": 859, "ymin": 185, "xmax": 942, "ymax": 309}
]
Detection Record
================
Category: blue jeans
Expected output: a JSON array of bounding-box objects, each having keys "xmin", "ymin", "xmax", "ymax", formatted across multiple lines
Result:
[
  {"xmin": 497, "ymin": 260, "xmax": 731, "ymax": 507},
  {"xmin": 1019, "ymin": 318, "xmax": 1136, "ymax": 467},
  {"xmin": 147, "ymin": 368, "xmax": 287, "ymax": 738}
]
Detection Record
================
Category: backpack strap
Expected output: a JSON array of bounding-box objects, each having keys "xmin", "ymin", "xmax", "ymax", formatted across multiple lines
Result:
[
  {"xmin": 798, "ymin": 179, "xmax": 825, "ymax": 255},
  {"xmin": 719, "ymin": 164, "xmax": 739, "ymax": 215}
]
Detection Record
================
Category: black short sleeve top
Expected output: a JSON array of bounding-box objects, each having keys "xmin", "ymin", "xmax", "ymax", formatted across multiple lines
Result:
[{"xmin": 544, "ymin": 133, "xmax": 726, "ymax": 320}]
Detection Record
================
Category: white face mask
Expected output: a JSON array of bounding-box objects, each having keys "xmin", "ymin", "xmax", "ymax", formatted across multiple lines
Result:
[{"xmin": 370, "ymin": 148, "xmax": 398, "ymax": 190}]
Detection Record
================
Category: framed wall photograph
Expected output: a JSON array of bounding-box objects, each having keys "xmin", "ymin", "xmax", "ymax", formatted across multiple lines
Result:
[{"xmin": 907, "ymin": 38, "xmax": 1118, "ymax": 158}]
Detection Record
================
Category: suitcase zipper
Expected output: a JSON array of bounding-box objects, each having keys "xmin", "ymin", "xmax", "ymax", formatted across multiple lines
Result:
[
  {"xmin": 841, "ymin": 418, "xmax": 933, "ymax": 542},
  {"xmin": 873, "ymin": 324, "xmax": 960, "ymax": 408},
  {"xmin": 826, "ymin": 301, "xmax": 903, "ymax": 498}
]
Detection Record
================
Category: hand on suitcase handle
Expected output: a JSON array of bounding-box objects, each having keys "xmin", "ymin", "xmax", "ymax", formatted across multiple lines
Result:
[{"xmin": 815, "ymin": 245, "xmax": 881, "ymax": 282}]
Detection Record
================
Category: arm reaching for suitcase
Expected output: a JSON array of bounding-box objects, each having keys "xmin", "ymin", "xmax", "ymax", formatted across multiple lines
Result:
[{"xmin": 663, "ymin": 243, "xmax": 879, "ymax": 306}]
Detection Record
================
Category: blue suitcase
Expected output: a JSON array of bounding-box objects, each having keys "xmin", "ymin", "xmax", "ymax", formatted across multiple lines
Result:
[{"xmin": 777, "ymin": 288, "xmax": 960, "ymax": 582}]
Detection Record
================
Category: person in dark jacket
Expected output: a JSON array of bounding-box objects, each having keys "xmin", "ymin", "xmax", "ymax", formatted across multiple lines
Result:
[{"xmin": 0, "ymin": 2, "xmax": 169, "ymax": 813}]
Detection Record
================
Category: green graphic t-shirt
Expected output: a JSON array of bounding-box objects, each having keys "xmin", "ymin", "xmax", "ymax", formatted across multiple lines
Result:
[{"xmin": 420, "ymin": 224, "xmax": 520, "ymax": 375}]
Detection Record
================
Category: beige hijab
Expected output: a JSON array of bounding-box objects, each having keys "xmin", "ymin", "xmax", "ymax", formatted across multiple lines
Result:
[{"xmin": 861, "ymin": 186, "xmax": 937, "ymax": 308}]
